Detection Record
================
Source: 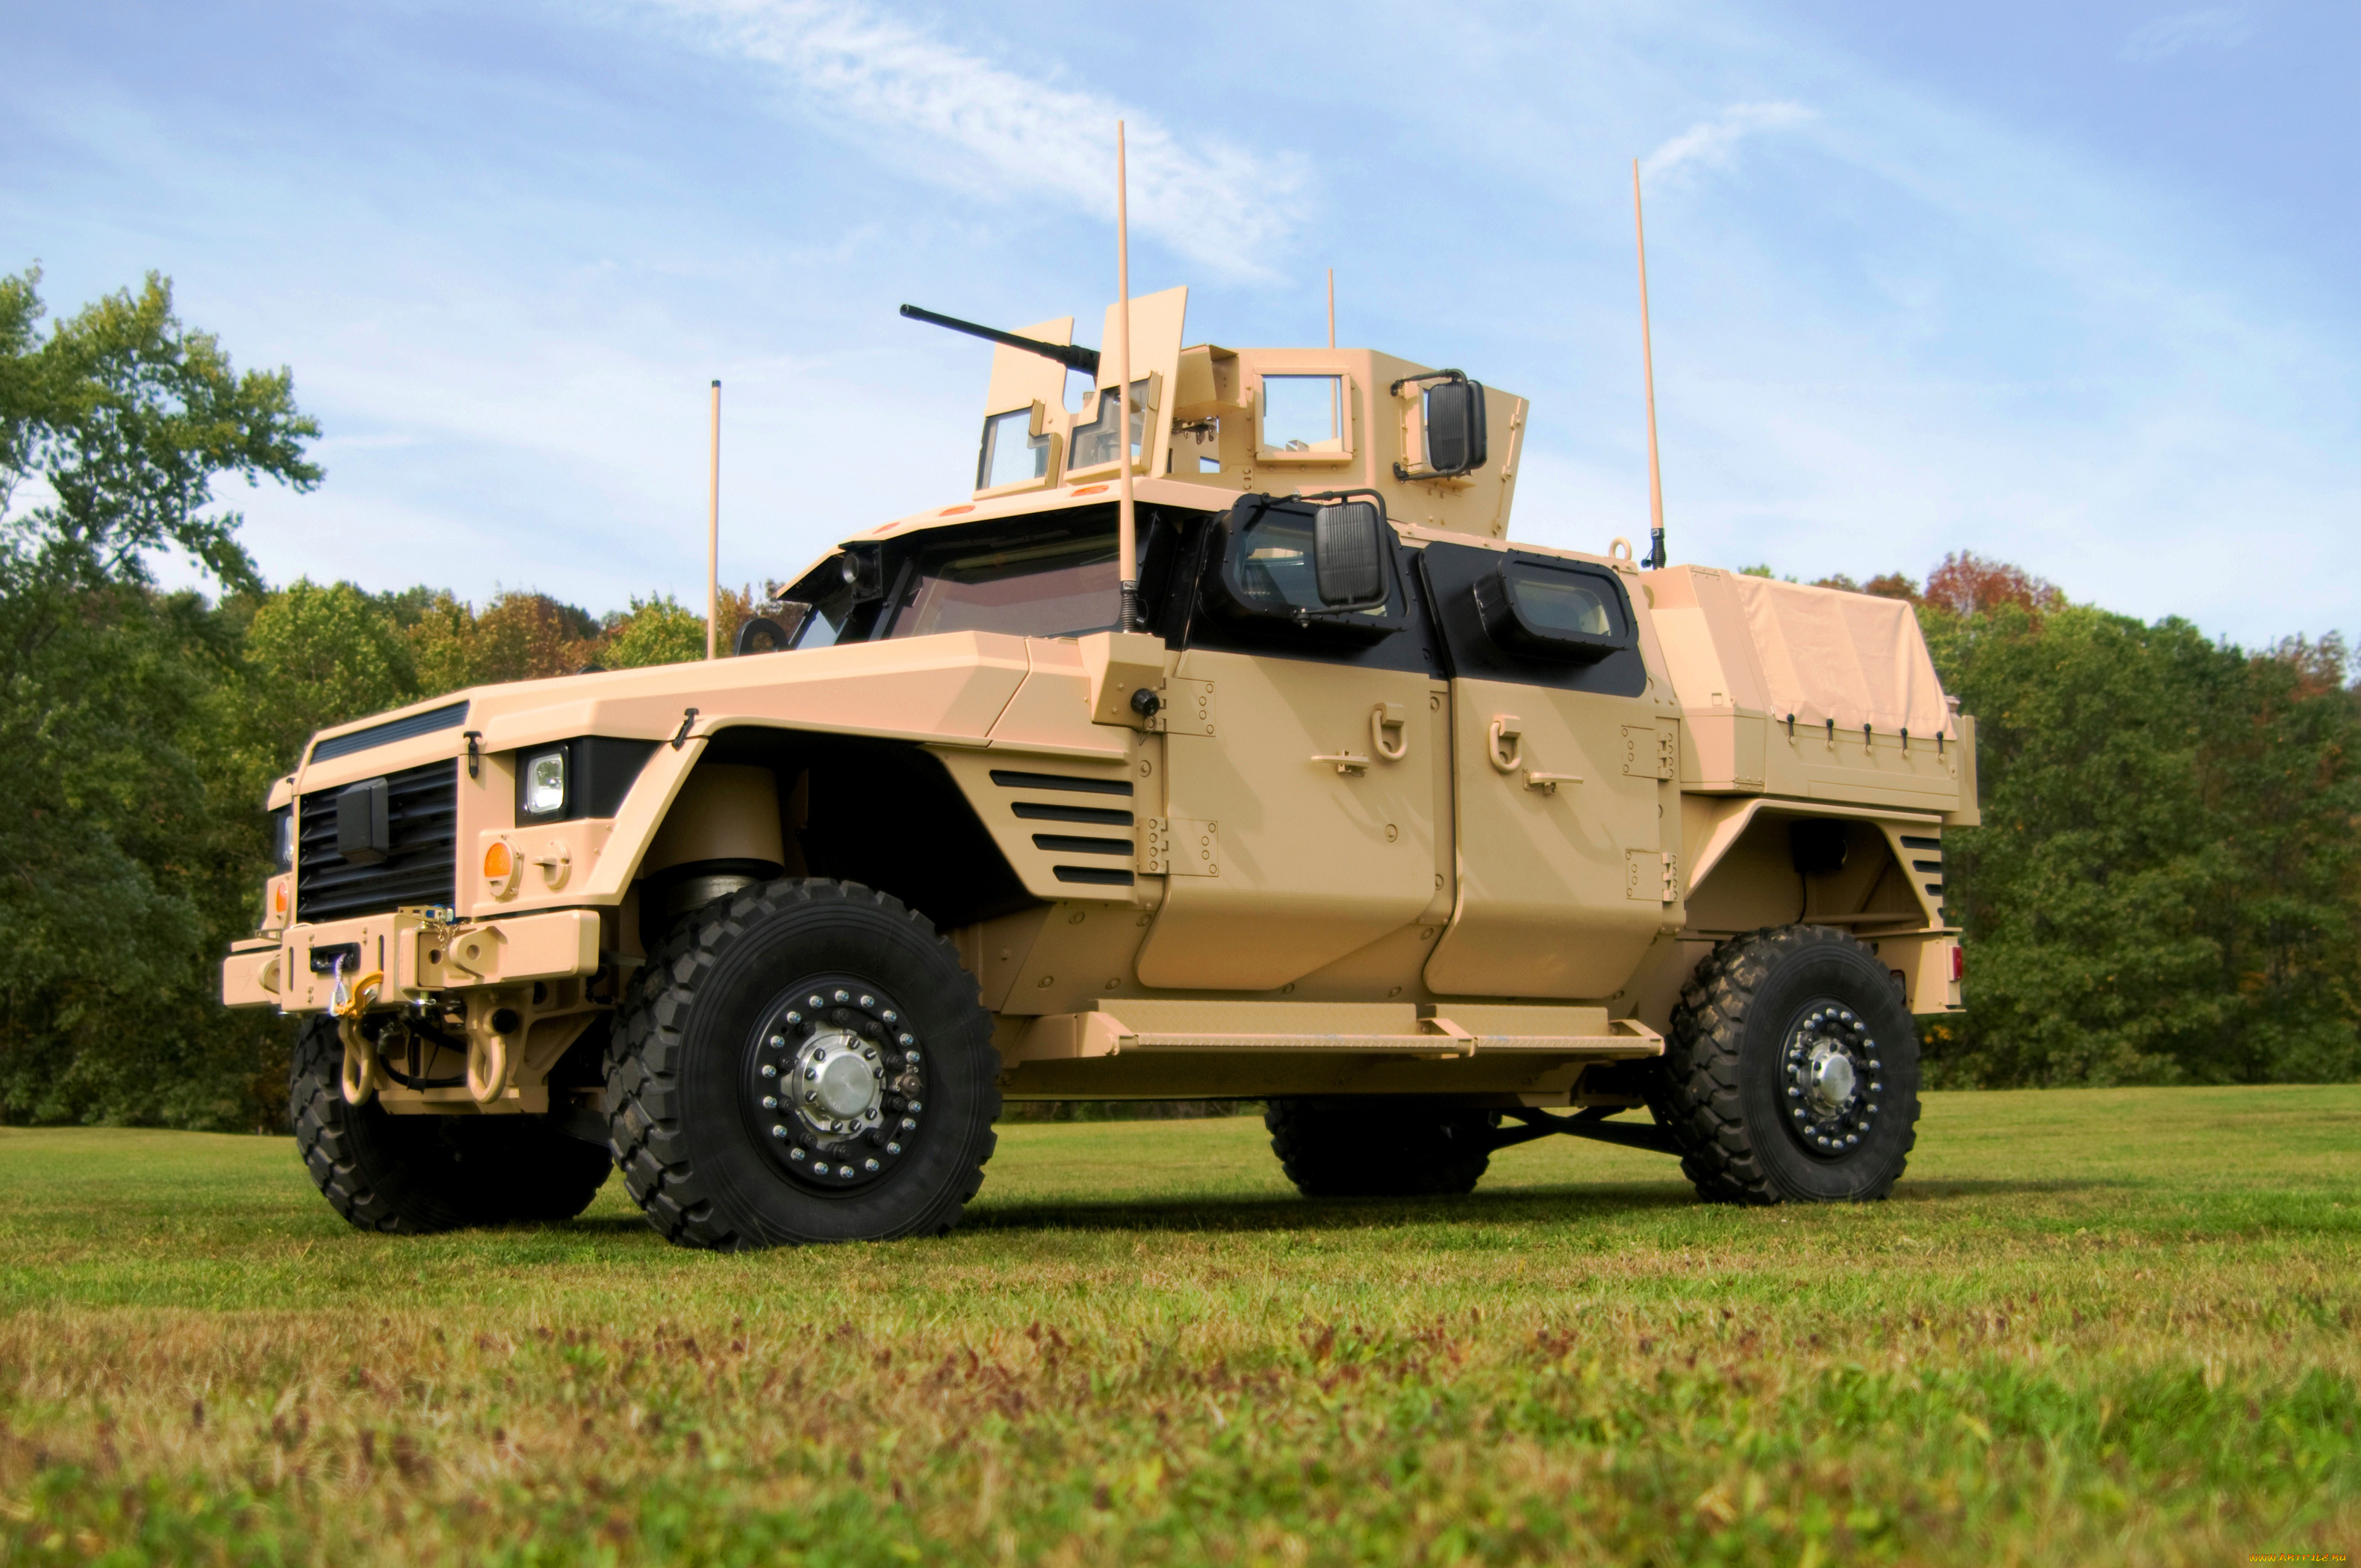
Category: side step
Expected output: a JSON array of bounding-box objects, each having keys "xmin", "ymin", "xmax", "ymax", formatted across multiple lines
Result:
[{"xmin": 1007, "ymin": 1001, "xmax": 1662, "ymax": 1065}]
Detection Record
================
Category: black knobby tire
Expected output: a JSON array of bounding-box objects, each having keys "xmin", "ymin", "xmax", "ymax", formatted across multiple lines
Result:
[
  {"xmin": 606, "ymin": 878, "xmax": 999, "ymax": 1249},
  {"xmin": 1661, "ymin": 925, "xmax": 1921, "ymax": 1204},
  {"xmin": 289, "ymin": 1015, "xmax": 612, "ymax": 1232},
  {"xmin": 1265, "ymin": 1096, "xmax": 1494, "ymax": 1198}
]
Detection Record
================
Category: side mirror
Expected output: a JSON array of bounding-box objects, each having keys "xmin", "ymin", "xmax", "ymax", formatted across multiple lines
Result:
[
  {"xmin": 1424, "ymin": 379, "xmax": 1487, "ymax": 476},
  {"xmin": 1313, "ymin": 498, "xmax": 1388, "ymax": 609},
  {"xmin": 838, "ymin": 547, "xmax": 886, "ymax": 603},
  {"xmin": 735, "ymin": 602, "xmax": 812, "ymax": 655}
]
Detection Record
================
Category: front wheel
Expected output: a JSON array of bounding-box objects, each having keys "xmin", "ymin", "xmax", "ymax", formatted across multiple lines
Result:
[
  {"xmin": 289, "ymin": 1015, "xmax": 611, "ymax": 1232},
  {"xmin": 606, "ymin": 878, "xmax": 999, "ymax": 1248},
  {"xmin": 1661, "ymin": 925, "xmax": 1922, "ymax": 1204}
]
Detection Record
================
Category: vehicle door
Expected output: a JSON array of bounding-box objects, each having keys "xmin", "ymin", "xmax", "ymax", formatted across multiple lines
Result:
[
  {"xmin": 1134, "ymin": 497, "xmax": 1448, "ymax": 991},
  {"xmin": 1419, "ymin": 542, "xmax": 1679, "ymax": 998}
]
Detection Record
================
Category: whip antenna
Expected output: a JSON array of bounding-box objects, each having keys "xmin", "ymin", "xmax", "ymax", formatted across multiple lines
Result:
[
  {"xmin": 1115, "ymin": 122, "xmax": 1139, "ymax": 632},
  {"xmin": 1634, "ymin": 160, "xmax": 1667, "ymax": 571},
  {"xmin": 706, "ymin": 379, "xmax": 721, "ymax": 658}
]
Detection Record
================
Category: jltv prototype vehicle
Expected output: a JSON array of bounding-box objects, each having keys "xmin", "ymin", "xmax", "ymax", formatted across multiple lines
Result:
[{"xmin": 223, "ymin": 287, "xmax": 1975, "ymax": 1246}]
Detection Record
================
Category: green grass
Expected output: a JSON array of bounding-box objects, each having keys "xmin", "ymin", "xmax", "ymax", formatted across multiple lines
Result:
[{"xmin": 1, "ymin": 1086, "xmax": 2356, "ymax": 1565}]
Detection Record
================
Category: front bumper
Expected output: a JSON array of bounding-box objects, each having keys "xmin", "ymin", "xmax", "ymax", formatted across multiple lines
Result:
[{"xmin": 221, "ymin": 907, "xmax": 603, "ymax": 1012}]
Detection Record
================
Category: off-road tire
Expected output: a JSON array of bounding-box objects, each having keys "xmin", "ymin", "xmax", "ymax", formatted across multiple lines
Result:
[
  {"xmin": 1265, "ymin": 1096, "xmax": 1494, "ymax": 1197},
  {"xmin": 289, "ymin": 1015, "xmax": 612, "ymax": 1231},
  {"xmin": 606, "ymin": 878, "xmax": 999, "ymax": 1249},
  {"xmin": 1661, "ymin": 924, "xmax": 1921, "ymax": 1204}
]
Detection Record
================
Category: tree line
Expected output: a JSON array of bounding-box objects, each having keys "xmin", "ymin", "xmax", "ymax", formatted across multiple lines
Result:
[{"xmin": 2, "ymin": 270, "xmax": 2353, "ymax": 1129}]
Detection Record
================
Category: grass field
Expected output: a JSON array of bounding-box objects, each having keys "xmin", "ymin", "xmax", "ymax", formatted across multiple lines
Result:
[{"xmin": 0, "ymin": 1086, "xmax": 2355, "ymax": 1566}]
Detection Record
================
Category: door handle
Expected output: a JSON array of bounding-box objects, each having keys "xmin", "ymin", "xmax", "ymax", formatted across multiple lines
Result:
[
  {"xmin": 1371, "ymin": 703, "xmax": 1409, "ymax": 762},
  {"xmin": 1524, "ymin": 770, "xmax": 1584, "ymax": 794},
  {"xmin": 1311, "ymin": 752, "xmax": 1371, "ymax": 776},
  {"xmin": 1487, "ymin": 715, "xmax": 1523, "ymax": 774}
]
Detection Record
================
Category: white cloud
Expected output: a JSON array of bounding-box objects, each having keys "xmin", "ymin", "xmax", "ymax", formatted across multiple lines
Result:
[
  {"xmin": 1641, "ymin": 100, "xmax": 1817, "ymax": 182},
  {"xmin": 2121, "ymin": 8, "xmax": 2252, "ymax": 63},
  {"xmin": 634, "ymin": 0, "xmax": 1307, "ymax": 276}
]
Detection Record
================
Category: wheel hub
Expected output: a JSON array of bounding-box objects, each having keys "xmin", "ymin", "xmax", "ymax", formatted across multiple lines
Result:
[
  {"xmin": 1782, "ymin": 1003, "xmax": 1883, "ymax": 1157},
  {"xmin": 746, "ymin": 980, "xmax": 928, "ymax": 1189}
]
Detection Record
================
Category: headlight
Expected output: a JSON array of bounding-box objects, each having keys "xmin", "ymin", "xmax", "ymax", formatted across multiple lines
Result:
[
  {"xmin": 523, "ymin": 749, "xmax": 567, "ymax": 816},
  {"xmin": 272, "ymin": 809, "xmax": 294, "ymax": 871}
]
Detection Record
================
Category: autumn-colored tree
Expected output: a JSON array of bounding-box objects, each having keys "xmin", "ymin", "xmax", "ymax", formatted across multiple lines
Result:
[{"xmin": 1923, "ymin": 552, "xmax": 2064, "ymax": 617}]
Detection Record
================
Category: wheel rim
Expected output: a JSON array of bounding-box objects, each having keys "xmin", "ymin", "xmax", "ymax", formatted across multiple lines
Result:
[
  {"xmin": 743, "ymin": 974, "xmax": 930, "ymax": 1192},
  {"xmin": 1777, "ymin": 998, "xmax": 1885, "ymax": 1158}
]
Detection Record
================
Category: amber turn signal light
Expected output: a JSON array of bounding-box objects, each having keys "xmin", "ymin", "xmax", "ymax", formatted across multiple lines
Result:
[{"xmin": 484, "ymin": 841, "xmax": 514, "ymax": 881}]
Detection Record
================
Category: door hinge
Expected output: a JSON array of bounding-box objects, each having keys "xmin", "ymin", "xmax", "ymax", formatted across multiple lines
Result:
[
  {"xmin": 1138, "ymin": 818, "xmax": 1219, "ymax": 877},
  {"xmin": 1626, "ymin": 849, "xmax": 1678, "ymax": 903},
  {"xmin": 1145, "ymin": 679, "xmax": 1216, "ymax": 736},
  {"xmin": 1623, "ymin": 723, "xmax": 1676, "ymax": 780}
]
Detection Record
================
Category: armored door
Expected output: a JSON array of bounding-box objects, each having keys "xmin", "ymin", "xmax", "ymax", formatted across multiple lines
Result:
[
  {"xmin": 1134, "ymin": 503, "xmax": 1447, "ymax": 992},
  {"xmin": 1419, "ymin": 543, "xmax": 1681, "ymax": 998}
]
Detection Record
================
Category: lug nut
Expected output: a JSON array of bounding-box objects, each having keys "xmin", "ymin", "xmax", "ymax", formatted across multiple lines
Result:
[
  {"xmin": 804, "ymin": 1067, "xmax": 818, "ymax": 1081},
  {"xmin": 882, "ymin": 1009, "xmax": 898, "ymax": 1023},
  {"xmin": 761, "ymin": 1063, "xmax": 778, "ymax": 1079},
  {"xmin": 864, "ymin": 1158, "xmax": 880, "ymax": 1172},
  {"xmin": 770, "ymin": 1125, "xmax": 788, "ymax": 1140},
  {"xmin": 790, "ymin": 1146, "xmax": 806, "ymax": 1161},
  {"xmin": 762, "ymin": 1096, "xmax": 777, "ymax": 1110},
  {"xmin": 786, "ymin": 1011, "xmax": 802, "ymax": 1024},
  {"xmin": 834, "ymin": 989, "xmax": 850, "ymax": 1002},
  {"xmin": 768, "ymin": 1035, "xmax": 786, "ymax": 1049},
  {"xmin": 901, "ymin": 1116, "xmax": 917, "ymax": 1130},
  {"xmin": 859, "ymin": 995, "xmax": 874, "ymax": 1007},
  {"xmin": 886, "ymin": 1141, "xmax": 901, "ymax": 1154}
]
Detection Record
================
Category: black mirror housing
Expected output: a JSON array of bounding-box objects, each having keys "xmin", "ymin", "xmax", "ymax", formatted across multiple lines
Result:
[
  {"xmin": 1204, "ymin": 495, "xmax": 1402, "ymax": 647},
  {"xmin": 1313, "ymin": 500, "xmax": 1387, "ymax": 609},
  {"xmin": 1425, "ymin": 379, "xmax": 1487, "ymax": 475},
  {"xmin": 1470, "ymin": 559, "xmax": 1631, "ymax": 665}
]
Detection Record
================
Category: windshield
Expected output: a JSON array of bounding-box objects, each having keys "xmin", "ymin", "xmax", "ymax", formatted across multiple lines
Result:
[{"xmin": 888, "ymin": 530, "xmax": 1121, "ymax": 640}]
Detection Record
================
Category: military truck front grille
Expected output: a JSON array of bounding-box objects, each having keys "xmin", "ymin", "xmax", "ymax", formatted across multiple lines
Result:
[{"xmin": 296, "ymin": 759, "xmax": 459, "ymax": 922}]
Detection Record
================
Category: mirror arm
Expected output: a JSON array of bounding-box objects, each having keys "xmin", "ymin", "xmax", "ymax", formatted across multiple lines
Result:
[{"xmin": 1388, "ymin": 367, "xmax": 1466, "ymax": 397}]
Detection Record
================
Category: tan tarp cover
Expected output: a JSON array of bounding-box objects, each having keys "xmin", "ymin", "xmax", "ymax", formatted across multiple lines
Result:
[{"xmin": 1722, "ymin": 574, "xmax": 1953, "ymax": 738}]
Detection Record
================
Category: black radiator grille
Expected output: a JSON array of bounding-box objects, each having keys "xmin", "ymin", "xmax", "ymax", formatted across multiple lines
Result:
[{"xmin": 296, "ymin": 759, "xmax": 458, "ymax": 922}]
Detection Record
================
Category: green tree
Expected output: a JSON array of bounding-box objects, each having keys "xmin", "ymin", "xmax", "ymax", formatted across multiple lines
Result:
[
  {"xmin": 1923, "ymin": 597, "xmax": 2361, "ymax": 1086},
  {"xmin": 0, "ymin": 268, "xmax": 321, "ymax": 1126}
]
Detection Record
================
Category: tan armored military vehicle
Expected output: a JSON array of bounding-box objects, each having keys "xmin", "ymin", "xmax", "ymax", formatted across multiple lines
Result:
[{"xmin": 222, "ymin": 286, "xmax": 1975, "ymax": 1247}]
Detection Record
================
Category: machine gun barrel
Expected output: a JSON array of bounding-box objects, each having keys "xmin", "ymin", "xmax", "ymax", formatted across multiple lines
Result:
[{"xmin": 899, "ymin": 304, "xmax": 1101, "ymax": 377}]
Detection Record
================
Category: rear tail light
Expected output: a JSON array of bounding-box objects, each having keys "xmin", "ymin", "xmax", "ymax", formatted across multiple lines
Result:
[{"xmin": 1950, "ymin": 945, "xmax": 1965, "ymax": 983}]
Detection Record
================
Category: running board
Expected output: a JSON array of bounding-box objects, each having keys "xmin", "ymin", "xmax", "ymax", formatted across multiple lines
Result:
[{"xmin": 1007, "ymin": 1001, "xmax": 1663, "ymax": 1065}]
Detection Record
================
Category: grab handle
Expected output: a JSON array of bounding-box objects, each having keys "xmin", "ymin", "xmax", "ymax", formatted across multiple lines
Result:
[
  {"xmin": 1372, "ymin": 702, "xmax": 1409, "ymax": 762},
  {"xmin": 1487, "ymin": 715, "xmax": 1524, "ymax": 774}
]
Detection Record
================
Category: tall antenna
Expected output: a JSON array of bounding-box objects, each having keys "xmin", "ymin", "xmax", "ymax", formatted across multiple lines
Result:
[
  {"xmin": 706, "ymin": 379, "xmax": 721, "ymax": 658},
  {"xmin": 1326, "ymin": 267, "xmax": 1336, "ymax": 349},
  {"xmin": 1633, "ymin": 160, "xmax": 1667, "ymax": 571},
  {"xmin": 1115, "ymin": 121, "xmax": 1139, "ymax": 632}
]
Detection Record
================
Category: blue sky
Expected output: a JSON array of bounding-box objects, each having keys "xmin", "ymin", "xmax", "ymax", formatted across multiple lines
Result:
[{"xmin": 2, "ymin": 1, "xmax": 2354, "ymax": 647}]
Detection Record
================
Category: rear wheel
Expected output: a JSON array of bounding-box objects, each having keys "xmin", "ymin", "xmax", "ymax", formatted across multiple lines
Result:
[
  {"xmin": 1265, "ymin": 1095, "xmax": 1494, "ymax": 1197},
  {"xmin": 1661, "ymin": 924, "xmax": 1921, "ymax": 1204},
  {"xmin": 606, "ymin": 878, "xmax": 999, "ymax": 1249},
  {"xmin": 289, "ymin": 1015, "xmax": 612, "ymax": 1232}
]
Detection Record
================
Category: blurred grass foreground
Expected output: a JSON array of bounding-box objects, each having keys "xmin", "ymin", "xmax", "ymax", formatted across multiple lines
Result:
[{"xmin": 0, "ymin": 1084, "xmax": 2355, "ymax": 1564}]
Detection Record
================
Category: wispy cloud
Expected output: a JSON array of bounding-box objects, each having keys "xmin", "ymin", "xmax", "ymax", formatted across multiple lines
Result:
[
  {"xmin": 2121, "ymin": 8, "xmax": 2251, "ymax": 63},
  {"xmin": 635, "ymin": 0, "xmax": 1305, "ymax": 276},
  {"xmin": 1641, "ymin": 100, "xmax": 1817, "ymax": 181}
]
